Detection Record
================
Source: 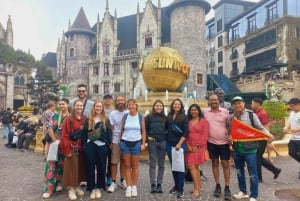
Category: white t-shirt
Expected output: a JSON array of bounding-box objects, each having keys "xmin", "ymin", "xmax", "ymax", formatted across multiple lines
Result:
[
  {"xmin": 289, "ymin": 111, "xmax": 300, "ymax": 140},
  {"xmin": 109, "ymin": 110, "xmax": 127, "ymax": 143},
  {"xmin": 122, "ymin": 114, "xmax": 141, "ymax": 142}
]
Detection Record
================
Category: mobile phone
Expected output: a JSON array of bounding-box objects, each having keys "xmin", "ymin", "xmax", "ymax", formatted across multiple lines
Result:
[{"xmin": 196, "ymin": 144, "xmax": 200, "ymax": 148}]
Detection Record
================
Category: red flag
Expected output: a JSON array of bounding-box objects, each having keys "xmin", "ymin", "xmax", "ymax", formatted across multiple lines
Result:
[{"xmin": 231, "ymin": 118, "xmax": 269, "ymax": 141}]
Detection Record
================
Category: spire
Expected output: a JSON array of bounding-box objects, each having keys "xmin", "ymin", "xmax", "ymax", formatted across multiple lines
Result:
[
  {"xmin": 68, "ymin": 19, "xmax": 71, "ymax": 30},
  {"xmin": 5, "ymin": 15, "xmax": 13, "ymax": 47},
  {"xmin": 114, "ymin": 8, "xmax": 117, "ymax": 18},
  {"xmin": 71, "ymin": 7, "xmax": 91, "ymax": 30},
  {"xmin": 158, "ymin": 0, "xmax": 161, "ymax": 8},
  {"xmin": 97, "ymin": 13, "xmax": 100, "ymax": 23},
  {"xmin": 106, "ymin": 0, "xmax": 109, "ymax": 12},
  {"xmin": 137, "ymin": 2, "xmax": 140, "ymax": 14}
]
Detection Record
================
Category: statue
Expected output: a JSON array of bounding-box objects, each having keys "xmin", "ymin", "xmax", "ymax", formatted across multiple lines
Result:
[{"xmin": 266, "ymin": 81, "xmax": 282, "ymax": 101}]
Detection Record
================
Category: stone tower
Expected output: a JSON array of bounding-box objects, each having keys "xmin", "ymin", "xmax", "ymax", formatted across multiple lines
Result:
[
  {"xmin": 5, "ymin": 15, "xmax": 13, "ymax": 47},
  {"xmin": 61, "ymin": 7, "xmax": 96, "ymax": 85},
  {"xmin": 168, "ymin": 0, "xmax": 210, "ymax": 99}
]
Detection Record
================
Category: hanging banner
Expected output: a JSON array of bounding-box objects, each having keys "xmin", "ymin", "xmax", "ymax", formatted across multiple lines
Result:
[{"xmin": 231, "ymin": 118, "xmax": 269, "ymax": 141}]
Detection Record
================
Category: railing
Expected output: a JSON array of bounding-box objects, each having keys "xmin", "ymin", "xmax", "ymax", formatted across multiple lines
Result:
[{"xmin": 116, "ymin": 48, "xmax": 137, "ymax": 56}]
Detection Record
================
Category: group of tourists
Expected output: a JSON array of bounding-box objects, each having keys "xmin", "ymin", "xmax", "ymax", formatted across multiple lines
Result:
[{"xmin": 3, "ymin": 83, "xmax": 296, "ymax": 201}]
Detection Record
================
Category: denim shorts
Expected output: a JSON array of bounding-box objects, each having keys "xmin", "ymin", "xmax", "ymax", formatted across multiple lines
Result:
[{"xmin": 120, "ymin": 140, "xmax": 141, "ymax": 155}]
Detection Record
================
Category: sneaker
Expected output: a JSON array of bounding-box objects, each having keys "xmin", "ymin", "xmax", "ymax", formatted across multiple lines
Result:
[
  {"xmin": 80, "ymin": 181, "xmax": 87, "ymax": 186},
  {"xmin": 274, "ymin": 168, "xmax": 281, "ymax": 179},
  {"xmin": 156, "ymin": 183, "xmax": 163, "ymax": 193},
  {"xmin": 68, "ymin": 189, "xmax": 77, "ymax": 201},
  {"xmin": 132, "ymin": 186, "xmax": 137, "ymax": 197},
  {"xmin": 176, "ymin": 189, "xmax": 184, "ymax": 198},
  {"xmin": 42, "ymin": 192, "xmax": 51, "ymax": 199},
  {"xmin": 90, "ymin": 189, "xmax": 96, "ymax": 200},
  {"xmin": 233, "ymin": 191, "xmax": 249, "ymax": 199},
  {"xmin": 125, "ymin": 186, "xmax": 132, "ymax": 198},
  {"xmin": 106, "ymin": 176, "xmax": 112, "ymax": 186},
  {"xmin": 249, "ymin": 198, "xmax": 257, "ymax": 201},
  {"xmin": 151, "ymin": 183, "xmax": 157, "ymax": 193},
  {"xmin": 75, "ymin": 187, "xmax": 84, "ymax": 196},
  {"xmin": 107, "ymin": 182, "xmax": 117, "ymax": 193},
  {"xmin": 213, "ymin": 184, "xmax": 221, "ymax": 198},
  {"xmin": 224, "ymin": 187, "xmax": 232, "ymax": 200},
  {"xmin": 95, "ymin": 189, "xmax": 101, "ymax": 199},
  {"xmin": 169, "ymin": 186, "xmax": 177, "ymax": 194},
  {"xmin": 119, "ymin": 179, "xmax": 127, "ymax": 190},
  {"xmin": 56, "ymin": 186, "xmax": 63, "ymax": 192}
]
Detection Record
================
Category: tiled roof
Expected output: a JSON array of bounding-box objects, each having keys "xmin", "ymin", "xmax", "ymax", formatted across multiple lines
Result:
[{"xmin": 71, "ymin": 7, "xmax": 91, "ymax": 30}]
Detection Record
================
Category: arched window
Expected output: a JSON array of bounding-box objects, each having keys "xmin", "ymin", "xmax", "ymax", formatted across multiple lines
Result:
[{"xmin": 15, "ymin": 72, "xmax": 25, "ymax": 86}]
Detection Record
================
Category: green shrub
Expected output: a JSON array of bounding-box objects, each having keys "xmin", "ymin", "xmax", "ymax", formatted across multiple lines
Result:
[{"xmin": 269, "ymin": 119, "xmax": 285, "ymax": 140}]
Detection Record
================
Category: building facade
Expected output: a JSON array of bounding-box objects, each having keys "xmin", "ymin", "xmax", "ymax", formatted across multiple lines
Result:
[
  {"xmin": 56, "ymin": 0, "xmax": 211, "ymax": 99},
  {"xmin": 206, "ymin": 0, "xmax": 300, "ymax": 100}
]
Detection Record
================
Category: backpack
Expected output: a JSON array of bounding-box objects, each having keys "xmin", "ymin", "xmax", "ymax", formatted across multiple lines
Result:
[{"xmin": 2, "ymin": 111, "xmax": 12, "ymax": 124}]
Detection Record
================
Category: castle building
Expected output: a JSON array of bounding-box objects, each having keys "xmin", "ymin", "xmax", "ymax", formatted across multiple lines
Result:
[
  {"xmin": 56, "ymin": 0, "xmax": 211, "ymax": 99},
  {"xmin": 206, "ymin": 0, "xmax": 300, "ymax": 100}
]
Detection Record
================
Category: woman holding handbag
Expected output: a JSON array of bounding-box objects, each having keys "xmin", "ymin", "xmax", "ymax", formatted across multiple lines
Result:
[
  {"xmin": 166, "ymin": 98, "xmax": 188, "ymax": 198},
  {"xmin": 42, "ymin": 98, "xmax": 70, "ymax": 199},
  {"xmin": 60, "ymin": 100, "xmax": 87, "ymax": 201},
  {"xmin": 82, "ymin": 100, "xmax": 112, "ymax": 199},
  {"xmin": 185, "ymin": 104, "xmax": 208, "ymax": 199}
]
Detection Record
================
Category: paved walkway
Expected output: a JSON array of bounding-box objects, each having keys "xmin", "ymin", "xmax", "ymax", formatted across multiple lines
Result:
[{"xmin": 0, "ymin": 137, "xmax": 299, "ymax": 201}]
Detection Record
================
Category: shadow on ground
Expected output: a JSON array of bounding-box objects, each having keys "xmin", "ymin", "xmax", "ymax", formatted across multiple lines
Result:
[{"xmin": 275, "ymin": 189, "xmax": 300, "ymax": 201}]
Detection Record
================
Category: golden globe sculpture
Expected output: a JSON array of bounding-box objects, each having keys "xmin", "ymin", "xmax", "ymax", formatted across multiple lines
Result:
[{"xmin": 140, "ymin": 47, "xmax": 189, "ymax": 92}]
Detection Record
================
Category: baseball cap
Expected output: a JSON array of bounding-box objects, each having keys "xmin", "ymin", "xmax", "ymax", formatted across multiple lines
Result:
[{"xmin": 231, "ymin": 96, "xmax": 244, "ymax": 104}]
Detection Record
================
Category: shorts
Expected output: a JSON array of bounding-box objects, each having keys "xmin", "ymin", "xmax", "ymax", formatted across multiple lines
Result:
[
  {"xmin": 120, "ymin": 140, "xmax": 141, "ymax": 155},
  {"xmin": 111, "ymin": 143, "xmax": 121, "ymax": 164},
  {"xmin": 207, "ymin": 142, "xmax": 230, "ymax": 161}
]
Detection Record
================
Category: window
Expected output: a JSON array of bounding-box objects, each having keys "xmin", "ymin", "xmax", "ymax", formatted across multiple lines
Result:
[
  {"xmin": 70, "ymin": 48, "xmax": 75, "ymax": 57},
  {"xmin": 113, "ymin": 63, "xmax": 120, "ymax": 75},
  {"xmin": 93, "ymin": 85, "xmax": 99, "ymax": 94},
  {"xmin": 114, "ymin": 83, "xmax": 120, "ymax": 93},
  {"xmin": 218, "ymin": 66, "xmax": 223, "ymax": 75},
  {"xmin": 247, "ymin": 14, "xmax": 257, "ymax": 34},
  {"xmin": 217, "ymin": 35, "xmax": 223, "ymax": 47},
  {"xmin": 103, "ymin": 41, "xmax": 110, "ymax": 56},
  {"xmin": 104, "ymin": 63, "xmax": 109, "ymax": 76},
  {"xmin": 145, "ymin": 34, "xmax": 152, "ymax": 48},
  {"xmin": 103, "ymin": 82, "xmax": 109, "ymax": 94},
  {"xmin": 132, "ymin": 62, "xmax": 138, "ymax": 70},
  {"xmin": 297, "ymin": 49, "xmax": 300, "ymax": 60},
  {"xmin": 70, "ymin": 34, "xmax": 74, "ymax": 42},
  {"xmin": 246, "ymin": 48, "xmax": 276, "ymax": 72},
  {"xmin": 80, "ymin": 67, "xmax": 88, "ymax": 75},
  {"xmin": 93, "ymin": 67, "xmax": 99, "ymax": 76},
  {"xmin": 197, "ymin": 74, "xmax": 203, "ymax": 85},
  {"xmin": 218, "ymin": 51, "xmax": 223, "ymax": 63},
  {"xmin": 208, "ymin": 24, "xmax": 215, "ymax": 39},
  {"xmin": 231, "ymin": 24, "xmax": 239, "ymax": 42},
  {"xmin": 231, "ymin": 62, "xmax": 238, "ymax": 76},
  {"xmin": 296, "ymin": 27, "xmax": 300, "ymax": 38},
  {"xmin": 14, "ymin": 72, "xmax": 25, "ymax": 86},
  {"xmin": 245, "ymin": 29, "xmax": 276, "ymax": 54},
  {"xmin": 217, "ymin": 19, "xmax": 222, "ymax": 32},
  {"xmin": 267, "ymin": 2, "xmax": 278, "ymax": 23}
]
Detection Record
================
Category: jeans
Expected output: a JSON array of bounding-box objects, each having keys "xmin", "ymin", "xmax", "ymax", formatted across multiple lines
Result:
[
  {"xmin": 166, "ymin": 142, "xmax": 186, "ymax": 191},
  {"xmin": 234, "ymin": 151, "xmax": 258, "ymax": 198},
  {"xmin": 257, "ymin": 140, "xmax": 279, "ymax": 180},
  {"xmin": 17, "ymin": 134, "xmax": 34, "ymax": 149},
  {"xmin": 148, "ymin": 140, "xmax": 166, "ymax": 184},
  {"xmin": 84, "ymin": 142, "xmax": 108, "ymax": 191},
  {"xmin": 3, "ymin": 123, "xmax": 13, "ymax": 140},
  {"xmin": 288, "ymin": 140, "xmax": 300, "ymax": 163}
]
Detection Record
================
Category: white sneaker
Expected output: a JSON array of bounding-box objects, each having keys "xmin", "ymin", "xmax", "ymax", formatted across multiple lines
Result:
[
  {"xmin": 125, "ymin": 186, "xmax": 132, "ymax": 198},
  {"xmin": 56, "ymin": 186, "xmax": 63, "ymax": 192},
  {"xmin": 95, "ymin": 189, "xmax": 102, "ymax": 198},
  {"xmin": 68, "ymin": 189, "xmax": 77, "ymax": 201},
  {"xmin": 119, "ymin": 180, "xmax": 127, "ymax": 190},
  {"xmin": 107, "ymin": 182, "xmax": 117, "ymax": 193},
  {"xmin": 75, "ymin": 187, "xmax": 84, "ymax": 196},
  {"xmin": 131, "ymin": 186, "xmax": 137, "ymax": 197},
  {"xmin": 233, "ymin": 191, "xmax": 249, "ymax": 199},
  {"xmin": 90, "ymin": 189, "xmax": 96, "ymax": 200},
  {"xmin": 42, "ymin": 192, "xmax": 50, "ymax": 199},
  {"xmin": 249, "ymin": 198, "xmax": 257, "ymax": 201}
]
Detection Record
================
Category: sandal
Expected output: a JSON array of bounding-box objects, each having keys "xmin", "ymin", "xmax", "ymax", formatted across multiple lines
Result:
[{"xmin": 192, "ymin": 189, "xmax": 201, "ymax": 199}]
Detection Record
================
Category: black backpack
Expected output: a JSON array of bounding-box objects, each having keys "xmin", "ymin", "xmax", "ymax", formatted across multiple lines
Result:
[{"xmin": 2, "ymin": 111, "xmax": 12, "ymax": 124}]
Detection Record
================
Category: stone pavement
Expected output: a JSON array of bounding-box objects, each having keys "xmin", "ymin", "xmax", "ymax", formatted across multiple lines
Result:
[{"xmin": 0, "ymin": 137, "xmax": 300, "ymax": 201}]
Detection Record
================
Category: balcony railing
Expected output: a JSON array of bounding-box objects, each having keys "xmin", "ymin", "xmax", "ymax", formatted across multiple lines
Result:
[{"xmin": 116, "ymin": 48, "xmax": 137, "ymax": 57}]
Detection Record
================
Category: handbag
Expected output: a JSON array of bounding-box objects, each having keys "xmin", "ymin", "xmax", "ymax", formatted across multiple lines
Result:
[
  {"xmin": 171, "ymin": 147, "xmax": 185, "ymax": 172},
  {"xmin": 70, "ymin": 129, "xmax": 82, "ymax": 140},
  {"xmin": 88, "ymin": 127, "xmax": 101, "ymax": 141},
  {"xmin": 171, "ymin": 122, "xmax": 183, "ymax": 137},
  {"xmin": 122, "ymin": 139, "xmax": 140, "ymax": 147}
]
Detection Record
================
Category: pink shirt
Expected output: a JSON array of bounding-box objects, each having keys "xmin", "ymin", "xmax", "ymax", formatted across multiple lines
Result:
[{"xmin": 203, "ymin": 107, "xmax": 230, "ymax": 145}]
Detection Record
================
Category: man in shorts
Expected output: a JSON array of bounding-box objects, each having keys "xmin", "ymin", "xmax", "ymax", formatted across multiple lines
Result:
[
  {"xmin": 204, "ymin": 94, "xmax": 232, "ymax": 200},
  {"xmin": 107, "ymin": 95, "xmax": 127, "ymax": 192}
]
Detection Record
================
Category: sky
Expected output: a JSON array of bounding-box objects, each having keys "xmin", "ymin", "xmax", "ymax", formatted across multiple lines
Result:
[{"xmin": 0, "ymin": 0, "xmax": 259, "ymax": 60}]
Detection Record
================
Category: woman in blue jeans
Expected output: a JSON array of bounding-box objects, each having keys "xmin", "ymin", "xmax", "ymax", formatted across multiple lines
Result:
[
  {"xmin": 166, "ymin": 98, "xmax": 188, "ymax": 198},
  {"xmin": 145, "ymin": 100, "xmax": 167, "ymax": 193}
]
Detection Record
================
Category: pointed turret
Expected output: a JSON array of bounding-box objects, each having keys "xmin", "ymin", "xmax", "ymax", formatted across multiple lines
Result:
[
  {"xmin": 68, "ymin": 19, "xmax": 71, "ymax": 30},
  {"xmin": 106, "ymin": 0, "xmax": 109, "ymax": 12},
  {"xmin": 158, "ymin": 0, "xmax": 161, "ymax": 8},
  {"xmin": 5, "ymin": 15, "xmax": 13, "ymax": 47}
]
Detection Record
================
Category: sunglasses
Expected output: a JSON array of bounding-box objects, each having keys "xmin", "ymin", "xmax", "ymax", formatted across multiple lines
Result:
[{"xmin": 78, "ymin": 90, "xmax": 86, "ymax": 93}]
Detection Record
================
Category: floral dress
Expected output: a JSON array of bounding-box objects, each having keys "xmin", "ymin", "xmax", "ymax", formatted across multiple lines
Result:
[
  {"xmin": 43, "ymin": 112, "xmax": 68, "ymax": 194},
  {"xmin": 185, "ymin": 118, "xmax": 209, "ymax": 165}
]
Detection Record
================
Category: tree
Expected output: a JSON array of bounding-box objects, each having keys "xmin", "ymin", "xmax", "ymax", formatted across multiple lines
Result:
[{"xmin": 27, "ymin": 61, "xmax": 60, "ymax": 113}]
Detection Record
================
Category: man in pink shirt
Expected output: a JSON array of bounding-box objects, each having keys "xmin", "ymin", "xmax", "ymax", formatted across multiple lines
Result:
[{"xmin": 204, "ymin": 94, "xmax": 231, "ymax": 200}]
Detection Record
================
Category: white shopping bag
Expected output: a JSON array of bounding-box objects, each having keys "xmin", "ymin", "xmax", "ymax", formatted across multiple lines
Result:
[
  {"xmin": 12, "ymin": 135, "xmax": 18, "ymax": 144},
  {"xmin": 171, "ymin": 147, "xmax": 185, "ymax": 172},
  {"xmin": 47, "ymin": 140, "xmax": 60, "ymax": 161}
]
